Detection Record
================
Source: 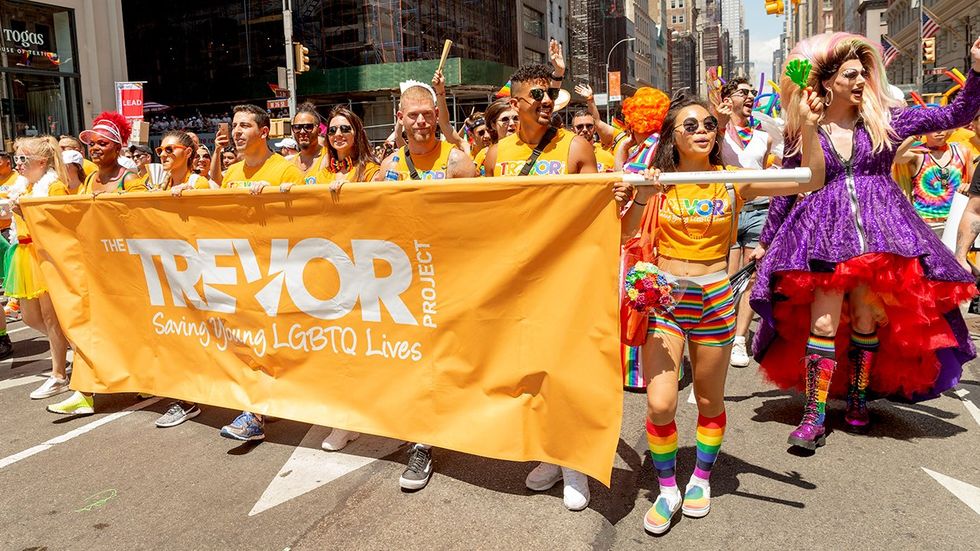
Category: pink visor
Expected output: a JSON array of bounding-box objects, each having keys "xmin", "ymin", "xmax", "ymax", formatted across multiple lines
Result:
[{"xmin": 79, "ymin": 121, "xmax": 123, "ymax": 145}]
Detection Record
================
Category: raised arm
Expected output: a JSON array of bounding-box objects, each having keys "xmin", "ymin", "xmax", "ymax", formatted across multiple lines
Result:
[
  {"xmin": 893, "ymin": 37, "xmax": 980, "ymax": 139},
  {"xmin": 575, "ymin": 83, "xmax": 617, "ymax": 147},
  {"xmin": 432, "ymin": 70, "xmax": 469, "ymax": 155}
]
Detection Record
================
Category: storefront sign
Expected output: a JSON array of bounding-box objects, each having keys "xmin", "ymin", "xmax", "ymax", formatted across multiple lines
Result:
[
  {"xmin": 267, "ymin": 99, "xmax": 288, "ymax": 110},
  {"xmin": 115, "ymin": 82, "xmax": 145, "ymax": 122},
  {"xmin": 0, "ymin": 25, "xmax": 59, "ymax": 66}
]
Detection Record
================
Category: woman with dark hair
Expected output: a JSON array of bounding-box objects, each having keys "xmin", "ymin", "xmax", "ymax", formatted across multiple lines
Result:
[
  {"xmin": 477, "ymin": 99, "xmax": 519, "ymax": 174},
  {"xmin": 161, "ymin": 131, "xmax": 210, "ymax": 191},
  {"xmin": 316, "ymin": 105, "xmax": 379, "ymax": 186},
  {"xmin": 613, "ymin": 90, "xmax": 825, "ymax": 535}
]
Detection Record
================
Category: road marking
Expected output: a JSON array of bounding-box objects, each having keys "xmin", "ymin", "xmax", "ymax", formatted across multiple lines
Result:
[
  {"xmin": 0, "ymin": 397, "xmax": 161, "ymax": 470},
  {"xmin": 923, "ymin": 468, "xmax": 980, "ymax": 516},
  {"xmin": 953, "ymin": 388, "xmax": 980, "ymax": 429},
  {"xmin": 250, "ymin": 426, "xmax": 403, "ymax": 516},
  {"xmin": 0, "ymin": 375, "xmax": 45, "ymax": 391}
]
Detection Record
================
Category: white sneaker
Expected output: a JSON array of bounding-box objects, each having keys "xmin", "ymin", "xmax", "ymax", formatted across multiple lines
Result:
[
  {"xmin": 730, "ymin": 336, "xmax": 750, "ymax": 367},
  {"xmin": 30, "ymin": 376, "xmax": 70, "ymax": 400},
  {"xmin": 525, "ymin": 462, "xmax": 562, "ymax": 491},
  {"xmin": 561, "ymin": 467, "xmax": 590, "ymax": 511},
  {"xmin": 321, "ymin": 428, "xmax": 360, "ymax": 451}
]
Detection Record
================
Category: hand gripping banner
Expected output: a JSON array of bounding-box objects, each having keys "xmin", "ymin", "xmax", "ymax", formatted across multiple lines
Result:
[{"xmin": 22, "ymin": 175, "xmax": 624, "ymax": 484}]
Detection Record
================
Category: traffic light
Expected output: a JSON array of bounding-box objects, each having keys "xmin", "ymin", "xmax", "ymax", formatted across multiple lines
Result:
[
  {"xmin": 765, "ymin": 0, "xmax": 784, "ymax": 15},
  {"xmin": 922, "ymin": 37, "xmax": 936, "ymax": 64},
  {"xmin": 293, "ymin": 42, "xmax": 310, "ymax": 73}
]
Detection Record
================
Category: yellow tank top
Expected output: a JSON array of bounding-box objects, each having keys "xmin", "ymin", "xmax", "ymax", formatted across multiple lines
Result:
[
  {"xmin": 655, "ymin": 168, "xmax": 744, "ymax": 262},
  {"xmin": 594, "ymin": 143, "xmax": 615, "ymax": 173},
  {"xmin": 492, "ymin": 128, "xmax": 575, "ymax": 176},
  {"xmin": 385, "ymin": 141, "xmax": 455, "ymax": 180}
]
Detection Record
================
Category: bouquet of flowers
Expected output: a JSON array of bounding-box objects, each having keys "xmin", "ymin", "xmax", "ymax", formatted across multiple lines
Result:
[{"xmin": 624, "ymin": 262, "xmax": 680, "ymax": 314}]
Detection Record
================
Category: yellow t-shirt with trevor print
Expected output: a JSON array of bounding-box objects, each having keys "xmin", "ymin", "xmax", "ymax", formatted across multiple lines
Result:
[
  {"xmin": 655, "ymin": 166, "xmax": 744, "ymax": 262},
  {"xmin": 492, "ymin": 128, "xmax": 575, "ymax": 176},
  {"xmin": 221, "ymin": 153, "xmax": 304, "ymax": 189}
]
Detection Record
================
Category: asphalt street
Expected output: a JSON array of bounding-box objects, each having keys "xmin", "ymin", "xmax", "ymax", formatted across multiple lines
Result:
[{"xmin": 1, "ymin": 318, "xmax": 978, "ymax": 551}]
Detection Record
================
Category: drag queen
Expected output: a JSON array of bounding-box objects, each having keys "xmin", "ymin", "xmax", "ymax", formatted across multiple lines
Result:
[{"xmin": 752, "ymin": 33, "xmax": 980, "ymax": 451}]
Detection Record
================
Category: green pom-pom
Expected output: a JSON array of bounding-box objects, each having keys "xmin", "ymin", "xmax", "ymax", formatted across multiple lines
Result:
[{"xmin": 785, "ymin": 59, "xmax": 812, "ymax": 89}]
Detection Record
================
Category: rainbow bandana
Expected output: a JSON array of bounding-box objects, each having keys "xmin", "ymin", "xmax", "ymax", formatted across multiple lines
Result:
[{"xmin": 625, "ymin": 133, "xmax": 659, "ymax": 173}]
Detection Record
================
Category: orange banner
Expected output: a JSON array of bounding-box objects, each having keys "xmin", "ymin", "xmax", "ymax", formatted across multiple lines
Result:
[{"xmin": 22, "ymin": 175, "xmax": 624, "ymax": 484}]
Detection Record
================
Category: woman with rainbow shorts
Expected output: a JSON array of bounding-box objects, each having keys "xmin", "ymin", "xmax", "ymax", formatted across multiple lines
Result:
[{"xmin": 613, "ymin": 88, "xmax": 826, "ymax": 536}]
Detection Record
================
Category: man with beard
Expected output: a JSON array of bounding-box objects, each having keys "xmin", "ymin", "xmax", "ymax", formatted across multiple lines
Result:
[
  {"xmin": 289, "ymin": 102, "xmax": 325, "ymax": 184},
  {"xmin": 375, "ymin": 85, "xmax": 476, "ymax": 181},
  {"xmin": 481, "ymin": 57, "xmax": 597, "ymax": 512},
  {"xmin": 714, "ymin": 77, "xmax": 775, "ymax": 368}
]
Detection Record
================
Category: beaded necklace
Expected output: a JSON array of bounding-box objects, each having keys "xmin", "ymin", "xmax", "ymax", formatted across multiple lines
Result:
[{"xmin": 328, "ymin": 156, "xmax": 354, "ymax": 175}]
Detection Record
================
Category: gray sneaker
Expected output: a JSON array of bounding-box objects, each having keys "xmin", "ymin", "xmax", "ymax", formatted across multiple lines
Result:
[
  {"xmin": 155, "ymin": 401, "xmax": 201, "ymax": 428},
  {"xmin": 399, "ymin": 444, "xmax": 433, "ymax": 490}
]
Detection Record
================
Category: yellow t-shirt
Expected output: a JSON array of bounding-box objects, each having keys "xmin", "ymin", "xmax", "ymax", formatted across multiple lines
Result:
[
  {"xmin": 656, "ymin": 170, "xmax": 744, "ymax": 262},
  {"xmin": 594, "ymin": 143, "xmax": 615, "ymax": 173},
  {"xmin": 474, "ymin": 148, "xmax": 488, "ymax": 176},
  {"xmin": 82, "ymin": 158, "xmax": 98, "ymax": 178},
  {"xmin": 221, "ymin": 153, "xmax": 304, "ymax": 189},
  {"xmin": 82, "ymin": 169, "xmax": 148, "ymax": 194},
  {"xmin": 0, "ymin": 170, "xmax": 18, "ymax": 230},
  {"xmin": 492, "ymin": 128, "xmax": 575, "ymax": 176},
  {"xmin": 317, "ymin": 161, "xmax": 380, "ymax": 184},
  {"xmin": 14, "ymin": 178, "xmax": 68, "ymax": 240},
  {"xmin": 385, "ymin": 142, "xmax": 456, "ymax": 180}
]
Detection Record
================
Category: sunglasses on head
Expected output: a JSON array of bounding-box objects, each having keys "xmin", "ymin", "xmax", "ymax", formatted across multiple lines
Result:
[
  {"xmin": 328, "ymin": 124, "xmax": 353, "ymax": 135},
  {"xmin": 678, "ymin": 116, "xmax": 718, "ymax": 133},
  {"xmin": 155, "ymin": 144, "xmax": 188, "ymax": 156},
  {"xmin": 527, "ymin": 87, "xmax": 561, "ymax": 102},
  {"xmin": 293, "ymin": 123, "xmax": 318, "ymax": 133},
  {"xmin": 574, "ymin": 123, "xmax": 594, "ymax": 131}
]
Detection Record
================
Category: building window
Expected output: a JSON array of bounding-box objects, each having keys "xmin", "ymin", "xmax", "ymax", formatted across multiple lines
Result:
[
  {"xmin": 679, "ymin": 15, "xmax": 684, "ymax": 23},
  {"xmin": 678, "ymin": 0, "xmax": 684, "ymax": 7},
  {"xmin": 559, "ymin": 5, "xmax": 562, "ymax": 26},
  {"xmin": 523, "ymin": 5, "xmax": 545, "ymax": 39},
  {"xmin": 549, "ymin": 1, "xmax": 553, "ymax": 24},
  {"xmin": 671, "ymin": 15, "xmax": 676, "ymax": 23},
  {"xmin": 522, "ymin": 48, "xmax": 545, "ymax": 65}
]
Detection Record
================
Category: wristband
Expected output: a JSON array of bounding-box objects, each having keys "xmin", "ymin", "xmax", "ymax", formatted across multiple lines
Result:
[{"xmin": 551, "ymin": 73, "xmax": 564, "ymax": 81}]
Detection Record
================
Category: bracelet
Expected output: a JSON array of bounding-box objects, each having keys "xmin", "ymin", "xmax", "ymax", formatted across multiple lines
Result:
[{"xmin": 551, "ymin": 73, "xmax": 564, "ymax": 81}]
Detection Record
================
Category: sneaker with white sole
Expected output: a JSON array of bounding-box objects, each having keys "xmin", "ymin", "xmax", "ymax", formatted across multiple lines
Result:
[
  {"xmin": 682, "ymin": 480, "xmax": 711, "ymax": 517},
  {"xmin": 155, "ymin": 401, "xmax": 201, "ymax": 428},
  {"xmin": 321, "ymin": 428, "xmax": 360, "ymax": 451},
  {"xmin": 399, "ymin": 444, "xmax": 433, "ymax": 490},
  {"xmin": 561, "ymin": 467, "xmax": 590, "ymax": 511},
  {"xmin": 30, "ymin": 376, "xmax": 70, "ymax": 400},
  {"xmin": 219, "ymin": 411, "xmax": 265, "ymax": 441},
  {"xmin": 644, "ymin": 491, "xmax": 682, "ymax": 535},
  {"xmin": 730, "ymin": 336, "xmax": 750, "ymax": 367},
  {"xmin": 47, "ymin": 391, "xmax": 94, "ymax": 415},
  {"xmin": 525, "ymin": 462, "xmax": 562, "ymax": 491}
]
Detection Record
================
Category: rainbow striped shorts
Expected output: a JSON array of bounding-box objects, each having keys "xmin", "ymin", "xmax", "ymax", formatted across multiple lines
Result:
[{"xmin": 647, "ymin": 271, "xmax": 736, "ymax": 347}]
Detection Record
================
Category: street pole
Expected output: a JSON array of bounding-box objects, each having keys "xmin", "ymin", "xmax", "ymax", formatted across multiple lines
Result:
[
  {"xmin": 605, "ymin": 37, "xmax": 636, "ymax": 124},
  {"xmin": 283, "ymin": 0, "xmax": 297, "ymax": 118},
  {"xmin": 916, "ymin": 0, "xmax": 923, "ymax": 93}
]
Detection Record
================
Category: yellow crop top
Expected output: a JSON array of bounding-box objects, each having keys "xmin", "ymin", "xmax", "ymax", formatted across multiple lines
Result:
[{"xmin": 655, "ymin": 174, "xmax": 743, "ymax": 262}]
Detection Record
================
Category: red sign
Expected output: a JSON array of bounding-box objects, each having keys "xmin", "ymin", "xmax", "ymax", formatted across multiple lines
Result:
[
  {"xmin": 267, "ymin": 99, "xmax": 288, "ymax": 110},
  {"xmin": 608, "ymin": 72, "xmax": 622, "ymax": 102},
  {"xmin": 120, "ymin": 88, "xmax": 144, "ymax": 119}
]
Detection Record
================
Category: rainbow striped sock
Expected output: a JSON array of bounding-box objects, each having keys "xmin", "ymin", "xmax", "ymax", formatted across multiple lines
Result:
[
  {"xmin": 692, "ymin": 411, "xmax": 726, "ymax": 481},
  {"xmin": 807, "ymin": 332, "xmax": 836, "ymax": 359},
  {"xmin": 850, "ymin": 330, "xmax": 879, "ymax": 351},
  {"xmin": 646, "ymin": 420, "xmax": 678, "ymax": 490}
]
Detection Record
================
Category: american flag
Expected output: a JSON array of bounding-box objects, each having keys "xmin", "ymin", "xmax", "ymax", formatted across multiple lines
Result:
[
  {"xmin": 922, "ymin": 8, "xmax": 940, "ymax": 39},
  {"xmin": 881, "ymin": 35, "xmax": 900, "ymax": 67}
]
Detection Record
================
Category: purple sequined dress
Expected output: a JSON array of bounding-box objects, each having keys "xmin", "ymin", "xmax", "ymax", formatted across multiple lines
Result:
[{"xmin": 751, "ymin": 70, "xmax": 980, "ymax": 403}]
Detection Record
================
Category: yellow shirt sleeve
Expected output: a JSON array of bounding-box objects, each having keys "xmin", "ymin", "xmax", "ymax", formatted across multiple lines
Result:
[
  {"xmin": 47, "ymin": 181, "xmax": 69, "ymax": 196},
  {"xmin": 361, "ymin": 162, "xmax": 380, "ymax": 182}
]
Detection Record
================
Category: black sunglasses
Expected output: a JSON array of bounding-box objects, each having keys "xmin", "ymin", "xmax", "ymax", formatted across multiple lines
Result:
[
  {"xmin": 527, "ymin": 87, "xmax": 561, "ymax": 102},
  {"xmin": 293, "ymin": 123, "xmax": 318, "ymax": 133},
  {"xmin": 574, "ymin": 123, "xmax": 594, "ymax": 131},
  {"xmin": 678, "ymin": 116, "xmax": 718, "ymax": 133},
  {"xmin": 328, "ymin": 124, "xmax": 353, "ymax": 135},
  {"xmin": 731, "ymin": 89, "xmax": 758, "ymax": 98}
]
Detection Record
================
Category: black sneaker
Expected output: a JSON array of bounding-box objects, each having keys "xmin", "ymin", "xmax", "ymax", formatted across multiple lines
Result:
[
  {"xmin": 0, "ymin": 334, "xmax": 11, "ymax": 360},
  {"xmin": 399, "ymin": 444, "xmax": 433, "ymax": 490}
]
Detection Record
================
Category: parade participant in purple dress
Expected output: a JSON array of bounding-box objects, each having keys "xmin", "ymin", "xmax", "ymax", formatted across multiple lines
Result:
[{"xmin": 751, "ymin": 33, "xmax": 980, "ymax": 451}]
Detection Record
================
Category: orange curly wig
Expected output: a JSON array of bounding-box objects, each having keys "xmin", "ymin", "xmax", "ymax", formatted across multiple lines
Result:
[{"xmin": 622, "ymin": 87, "xmax": 670, "ymax": 135}]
